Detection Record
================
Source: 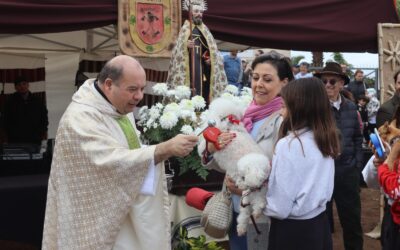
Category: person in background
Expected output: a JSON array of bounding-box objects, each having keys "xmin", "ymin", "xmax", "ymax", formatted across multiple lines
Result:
[
  {"xmin": 357, "ymin": 95, "xmax": 370, "ymax": 144},
  {"xmin": 315, "ymin": 62, "xmax": 364, "ymax": 250},
  {"xmin": 200, "ymin": 51, "xmax": 294, "ymax": 250},
  {"xmin": 254, "ymin": 49, "xmax": 264, "ymax": 57},
  {"xmin": 347, "ymin": 69, "xmax": 367, "ymax": 103},
  {"xmin": 42, "ymin": 55, "xmax": 198, "ymax": 249},
  {"xmin": 377, "ymin": 70, "xmax": 400, "ymax": 127},
  {"xmin": 2, "ymin": 76, "xmax": 48, "ymax": 146},
  {"xmin": 241, "ymin": 59, "xmax": 251, "ymax": 88},
  {"xmin": 292, "ymin": 64, "xmax": 300, "ymax": 76},
  {"xmin": 224, "ymin": 50, "xmax": 243, "ymax": 88},
  {"xmin": 266, "ymin": 77, "xmax": 340, "ymax": 250},
  {"xmin": 366, "ymin": 88, "xmax": 380, "ymax": 138},
  {"xmin": 295, "ymin": 62, "xmax": 313, "ymax": 79}
]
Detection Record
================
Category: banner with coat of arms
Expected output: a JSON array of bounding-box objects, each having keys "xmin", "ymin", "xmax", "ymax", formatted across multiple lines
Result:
[{"xmin": 118, "ymin": 0, "xmax": 181, "ymax": 58}]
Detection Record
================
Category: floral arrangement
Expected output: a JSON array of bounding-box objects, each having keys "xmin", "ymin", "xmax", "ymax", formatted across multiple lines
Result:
[{"xmin": 137, "ymin": 83, "xmax": 253, "ymax": 179}]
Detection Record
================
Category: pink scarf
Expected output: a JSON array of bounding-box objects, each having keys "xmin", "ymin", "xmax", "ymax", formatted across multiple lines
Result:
[{"xmin": 242, "ymin": 96, "xmax": 283, "ymax": 132}]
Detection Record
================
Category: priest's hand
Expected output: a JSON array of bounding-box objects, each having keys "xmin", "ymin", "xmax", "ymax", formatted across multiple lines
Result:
[{"xmin": 155, "ymin": 134, "xmax": 198, "ymax": 164}]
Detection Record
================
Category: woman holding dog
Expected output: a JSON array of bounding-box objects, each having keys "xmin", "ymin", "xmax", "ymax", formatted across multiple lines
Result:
[
  {"xmin": 201, "ymin": 51, "xmax": 293, "ymax": 250},
  {"xmin": 265, "ymin": 77, "xmax": 340, "ymax": 250}
]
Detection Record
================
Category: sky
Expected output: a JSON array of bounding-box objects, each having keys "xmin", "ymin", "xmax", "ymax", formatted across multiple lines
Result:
[{"xmin": 291, "ymin": 51, "xmax": 379, "ymax": 69}]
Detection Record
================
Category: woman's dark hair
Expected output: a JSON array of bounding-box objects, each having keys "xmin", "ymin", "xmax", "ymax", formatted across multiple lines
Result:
[
  {"xmin": 251, "ymin": 51, "xmax": 294, "ymax": 81},
  {"xmin": 279, "ymin": 77, "xmax": 341, "ymax": 158}
]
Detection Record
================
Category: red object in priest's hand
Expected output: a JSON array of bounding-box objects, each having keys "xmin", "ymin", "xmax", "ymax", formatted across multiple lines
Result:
[{"xmin": 203, "ymin": 127, "xmax": 222, "ymax": 150}]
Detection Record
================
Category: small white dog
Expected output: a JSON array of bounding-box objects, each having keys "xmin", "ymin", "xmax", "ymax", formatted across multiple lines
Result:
[{"xmin": 198, "ymin": 97, "xmax": 271, "ymax": 236}]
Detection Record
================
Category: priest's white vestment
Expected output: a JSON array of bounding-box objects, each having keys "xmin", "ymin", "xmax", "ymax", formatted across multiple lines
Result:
[{"xmin": 42, "ymin": 79, "xmax": 171, "ymax": 249}]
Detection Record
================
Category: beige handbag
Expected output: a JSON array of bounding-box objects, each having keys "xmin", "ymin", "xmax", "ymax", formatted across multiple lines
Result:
[{"xmin": 200, "ymin": 188, "xmax": 233, "ymax": 238}]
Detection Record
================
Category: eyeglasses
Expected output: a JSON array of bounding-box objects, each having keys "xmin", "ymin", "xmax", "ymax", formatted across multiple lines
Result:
[{"xmin": 322, "ymin": 78, "xmax": 338, "ymax": 85}]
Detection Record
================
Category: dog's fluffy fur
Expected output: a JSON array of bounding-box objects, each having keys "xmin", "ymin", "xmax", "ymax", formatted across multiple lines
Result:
[
  {"xmin": 378, "ymin": 120, "xmax": 400, "ymax": 171},
  {"xmin": 198, "ymin": 97, "xmax": 271, "ymax": 235}
]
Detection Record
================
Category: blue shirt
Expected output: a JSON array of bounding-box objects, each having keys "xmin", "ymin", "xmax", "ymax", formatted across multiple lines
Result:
[{"xmin": 223, "ymin": 55, "xmax": 242, "ymax": 85}]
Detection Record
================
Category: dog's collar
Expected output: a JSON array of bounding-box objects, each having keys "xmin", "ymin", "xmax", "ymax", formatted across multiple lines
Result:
[
  {"xmin": 240, "ymin": 180, "xmax": 268, "ymax": 207},
  {"xmin": 222, "ymin": 114, "xmax": 240, "ymax": 125}
]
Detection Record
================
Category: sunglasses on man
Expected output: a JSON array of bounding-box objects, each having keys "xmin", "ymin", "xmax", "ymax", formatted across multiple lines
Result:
[{"xmin": 322, "ymin": 78, "xmax": 340, "ymax": 85}]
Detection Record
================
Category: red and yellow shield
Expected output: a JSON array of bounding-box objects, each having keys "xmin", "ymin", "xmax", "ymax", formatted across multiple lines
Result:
[
  {"xmin": 136, "ymin": 3, "xmax": 164, "ymax": 45},
  {"xmin": 119, "ymin": 0, "xmax": 180, "ymax": 57}
]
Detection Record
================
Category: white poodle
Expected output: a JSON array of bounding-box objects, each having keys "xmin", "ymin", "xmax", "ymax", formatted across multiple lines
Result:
[{"xmin": 198, "ymin": 97, "xmax": 271, "ymax": 236}]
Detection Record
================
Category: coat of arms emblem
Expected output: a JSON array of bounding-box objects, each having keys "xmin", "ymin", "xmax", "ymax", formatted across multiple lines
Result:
[{"xmin": 118, "ymin": 0, "xmax": 181, "ymax": 58}]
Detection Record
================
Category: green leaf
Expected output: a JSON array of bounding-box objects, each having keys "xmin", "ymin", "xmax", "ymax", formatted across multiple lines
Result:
[
  {"xmin": 146, "ymin": 45, "xmax": 154, "ymax": 52},
  {"xmin": 165, "ymin": 16, "xmax": 171, "ymax": 25},
  {"xmin": 129, "ymin": 15, "xmax": 136, "ymax": 25}
]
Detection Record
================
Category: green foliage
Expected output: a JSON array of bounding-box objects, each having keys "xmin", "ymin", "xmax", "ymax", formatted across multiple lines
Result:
[
  {"xmin": 139, "ymin": 109, "xmax": 209, "ymax": 179},
  {"xmin": 129, "ymin": 15, "xmax": 136, "ymax": 25},
  {"xmin": 290, "ymin": 55, "xmax": 305, "ymax": 66},
  {"xmin": 174, "ymin": 227, "xmax": 224, "ymax": 250},
  {"xmin": 146, "ymin": 45, "xmax": 154, "ymax": 52},
  {"xmin": 332, "ymin": 52, "xmax": 353, "ymax": 68},
  {"xmin": 176, "ymin": 148, "xmax": 208, "ymax": 180},
  {"xmin": 397, "ymin": 0, "xmax": 400, "ymax": 19},
  {"xmin": 165, "ymin": 17, "xmax": 171, "ymax": 25}
]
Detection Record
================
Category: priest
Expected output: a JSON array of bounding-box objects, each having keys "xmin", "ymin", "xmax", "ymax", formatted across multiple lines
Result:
[{"xmin": 42, "ymin": 55, "xmax": 198, "ymax": 249}]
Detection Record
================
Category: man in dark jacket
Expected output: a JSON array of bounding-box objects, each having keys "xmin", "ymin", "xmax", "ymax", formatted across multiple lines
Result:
[
  {"xmin": 376, "ymin": 70, "xmax": 400, "ymax": 128},
  {"xmin": 2, "ymin": 76, "xmax": 48, "ymax": 145},
  {"xmin": 347, "ymin": 69, "xmax": 367, "ymax": 103},
  {"xmin": 315, "ymin": 62, "xmax": 364, "ymax": 250}
]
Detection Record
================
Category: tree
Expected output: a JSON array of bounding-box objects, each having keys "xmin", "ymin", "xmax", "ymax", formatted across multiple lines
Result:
[
  {"xmin": 311, "ymin": 51, "xmax": 323, "ymax": 67},
  {"xmin": 290, "ymin": 55, "xmax": 305, "ymax": 66}
]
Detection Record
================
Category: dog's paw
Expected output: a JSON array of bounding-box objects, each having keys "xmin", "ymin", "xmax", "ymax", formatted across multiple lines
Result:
[{"xmin": 237, "ymin": 224, "xmax": 247, "ymax": 236}]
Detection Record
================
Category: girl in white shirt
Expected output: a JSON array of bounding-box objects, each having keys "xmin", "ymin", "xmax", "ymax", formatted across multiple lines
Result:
[{"xmin": 265, "ymin": 77, "xmax": 341, "ymax": 250}]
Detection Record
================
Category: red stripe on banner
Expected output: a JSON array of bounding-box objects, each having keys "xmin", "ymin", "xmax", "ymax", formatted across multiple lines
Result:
[
  {"xmin": 144, "ymin": 68, "xmax": 168, "ymax": 83},
  {"xmin": 0, "ymin": 68, "xmax": 45, "ymax": 83}
]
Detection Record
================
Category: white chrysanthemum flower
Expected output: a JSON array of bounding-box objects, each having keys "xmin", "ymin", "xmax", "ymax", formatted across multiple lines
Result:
[
  {"xmin": 221, "ymin": 92, "xmax": 235, "ymax": 100},
  {"xmin": 149, "ymin": 106, "xmax": 161, "ymax": 120},
  {"xmin": 155, "ymin": 103, "xmax": 164, "ymax": 109},
  {"xmin": 138, "ymin": 106, "xmax": 149, "ymax": 117},
  {"xmin": 146, "ymin": 118, "xmax": 154, "ymax": 128},
  {"xmin": 180, "ymin": 125, "xmax": 194, "ymax": 135},
  {"xmin": 167, "ymin": 90, "xmax": 176, "ymax": 98},
  {"xmin": 159, "ymin": 112, "xmax": 179, "ymax": 129},
  {"xmin": 241, "ymin": 87, "xmax": 253, "ymax": 96},
  {"xmin": 152, "ymin": 83, "xmax": 168, "ymax": 96},
  {"xmin": 153, "ymin": 122, "xmax": 158, "ymax": 129},
  {"xmin": 191, "ymin": 95, "xmax": 206, "ymax": 110},
  {"xmin": 224, "ymin": 85, "xmax": 239, "ymax": 95},
  {"xmin": 179, "ymin": 109, "xmax": 193, "ymax": 119},
  {"xmin": 143, "ymin": 127, "xmax": 148, "ymax": 132},
  {"xmin": 164, "ymin": 102, "xmax": 180, "ymax": 113},
  {"xmin": 175, "ymin": 85, "xmax": 191, "ymax": 100},
  {"xmin": 179, "ymin": 99, "xmax": 195, "ymax": 112}
]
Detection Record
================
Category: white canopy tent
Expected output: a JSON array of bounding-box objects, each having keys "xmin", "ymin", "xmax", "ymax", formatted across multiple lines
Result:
[{"xmin": 0, "ymin": 25, "xmax": 260, "ymax": 138}]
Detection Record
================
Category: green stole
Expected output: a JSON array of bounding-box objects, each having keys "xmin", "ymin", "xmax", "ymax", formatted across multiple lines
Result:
[{"xmin": 116, "ymin": 115, "xmax": 140, "ymax": 150}]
